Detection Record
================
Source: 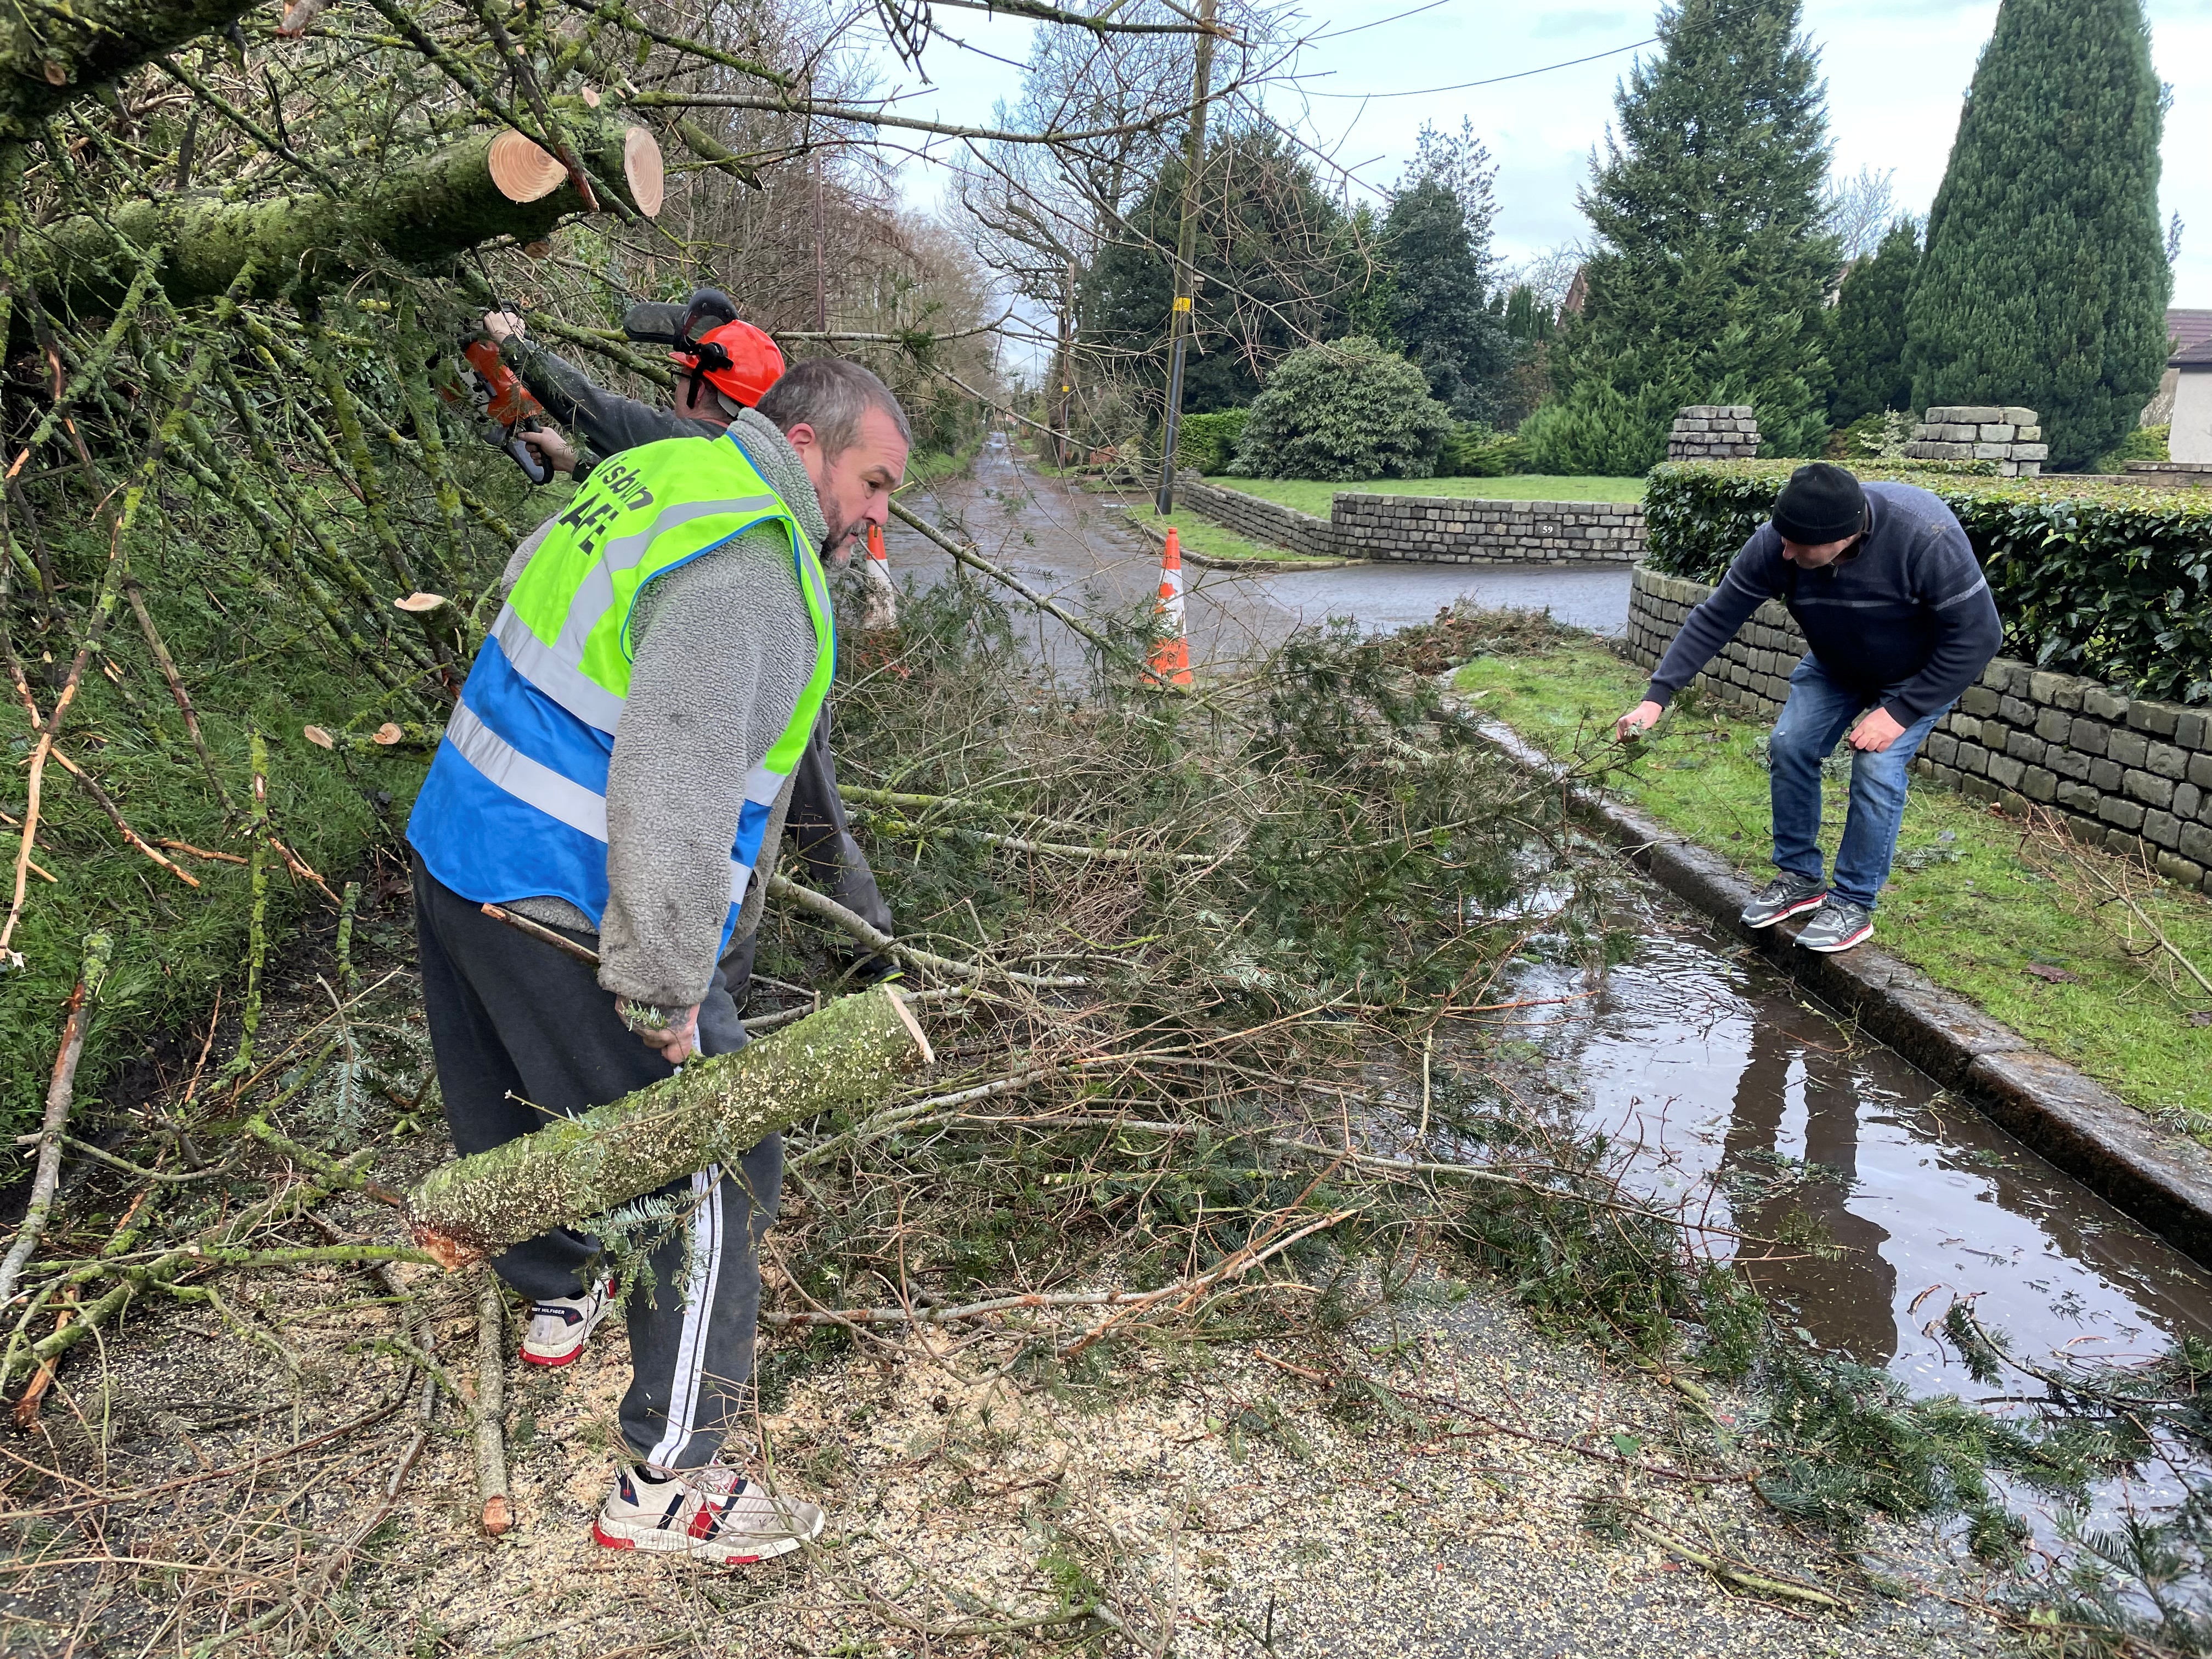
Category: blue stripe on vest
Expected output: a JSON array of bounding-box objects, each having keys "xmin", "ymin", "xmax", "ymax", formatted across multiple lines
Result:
[
  {"xmin": 408, "ymin": 635, "xmax": 751, "ymax": 951},
  {"xmin": 464, "ymin": 634, "xmax": 616, "ymax": 793}
]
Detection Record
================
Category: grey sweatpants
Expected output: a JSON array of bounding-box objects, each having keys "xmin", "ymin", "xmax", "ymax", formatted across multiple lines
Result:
[{"xmin": 412, "ymin": 858, "xmax": 781, "ymax": 1470}]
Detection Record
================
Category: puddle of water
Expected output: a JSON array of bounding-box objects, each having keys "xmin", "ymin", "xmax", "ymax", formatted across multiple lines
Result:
[{"xmin": 1491, "ymin": 876, "xmax": 2212, "ymax": 1537}]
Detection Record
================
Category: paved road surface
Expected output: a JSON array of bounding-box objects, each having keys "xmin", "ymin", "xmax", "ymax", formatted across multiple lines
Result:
[{"xmin": 882, "ymin": 442, "xmax": 1632, "ymax": 676}]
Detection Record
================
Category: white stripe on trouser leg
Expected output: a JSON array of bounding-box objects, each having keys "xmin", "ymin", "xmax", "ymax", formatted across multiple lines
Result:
[{"xmin": 646, "ymin": 1165, "xmax": 725, "ymax": 1467}]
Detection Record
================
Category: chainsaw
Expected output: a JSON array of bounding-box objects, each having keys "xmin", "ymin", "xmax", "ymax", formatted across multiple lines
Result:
[{"xmin": 436, "ymin": 324, "xmax": 554, "ymax": 485}]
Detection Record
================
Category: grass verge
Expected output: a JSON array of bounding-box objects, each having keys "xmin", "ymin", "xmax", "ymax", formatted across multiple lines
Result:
[
  {"xmin": 1128, "ymin": 504, "xmax": 1338, "ymax": 565},
  {"xmin": 1210, "ymin": 473, "xmax": 1649, "ymax": 515},
  {"xmin": 1452, "ymin": 639, "xmax": 2212, "ymax": 1126}
]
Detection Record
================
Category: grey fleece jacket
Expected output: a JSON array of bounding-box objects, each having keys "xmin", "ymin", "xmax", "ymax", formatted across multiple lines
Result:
[{"xmin": 501, "ymin": 409, "xmax": 867, "ymax": 1009}]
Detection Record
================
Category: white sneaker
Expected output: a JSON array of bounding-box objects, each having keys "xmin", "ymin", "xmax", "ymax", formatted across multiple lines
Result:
[
  {"xmin": 518, "ymin": 1278, "xmax": 612, "ymax": 1367},
  {"xmin": 593, "ymin": 1461, "xmax": 827, "ymax": 1564}
]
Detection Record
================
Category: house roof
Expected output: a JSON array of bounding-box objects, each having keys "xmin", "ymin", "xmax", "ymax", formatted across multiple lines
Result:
[
  {"xmin": 2174, "ymin": 337, "xmax": 2212, "ymax": 370},
  {"xmin": 2172, "ymin": 309, "xmax": 2212, "ymax": 352}
]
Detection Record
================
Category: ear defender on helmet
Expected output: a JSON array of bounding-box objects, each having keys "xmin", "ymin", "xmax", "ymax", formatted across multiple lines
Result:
[
  {"xmin": 684, "ymin": 319, "xmax": 786, "ymax": 411},
  {"xmin": 623, "ymin": 291, "xmax": 783, "ymax": 412}
]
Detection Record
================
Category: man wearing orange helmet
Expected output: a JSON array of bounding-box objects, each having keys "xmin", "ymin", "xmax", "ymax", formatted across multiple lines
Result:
[{"xmin": 484, "ymin": 289, "xmax": 782, "ymax": 479}]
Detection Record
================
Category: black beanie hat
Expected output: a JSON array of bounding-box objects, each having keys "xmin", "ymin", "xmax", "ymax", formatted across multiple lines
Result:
[{"xmin": 1771, "ymin": 462, "xmax": 1867, "ymax": 545}]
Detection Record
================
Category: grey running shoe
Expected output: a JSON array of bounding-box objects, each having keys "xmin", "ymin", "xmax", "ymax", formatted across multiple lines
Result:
[
  {"xmin": 595, "ymin": 1461, "xmax": 826, "ymax": 1564},
  {"xmin": 520, "ymin": 1277, "xmax": 612, "ymax": 1367},
  {"xmin": 1740, "ymin": 874, "xmax": 1827, "ymax": 929},
  {"xmin": 1796, "ymin": 896, "xmax": 1874, "ymax": 953}
]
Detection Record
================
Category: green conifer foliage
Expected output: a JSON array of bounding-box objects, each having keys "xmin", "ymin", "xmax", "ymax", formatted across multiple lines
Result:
[
  {"xmin": 1828, "ymin": 218, "xmax": 1921, "ymax": 427},
  {"xmin": 1382, "ymin": 180, "xmax": 1512, "ymax": 420},
  {"xmin": 1521, "ymin": 0, "xmax": 1839, "ymax": 476},
  {"xmin": 1903, "ymin": 0, "xmax": 2169, "ymax": 471},
  {"xmin": 1379, "ymin": 121, "xmax": 1515, "ymax": 421}
]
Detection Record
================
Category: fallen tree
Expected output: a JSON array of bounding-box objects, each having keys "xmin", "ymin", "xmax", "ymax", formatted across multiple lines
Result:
[
  {"xmin": 0, "ymin": 0, "xmax": 258, "ymax": 140},
  {"xmin": 407, "ymin": 985, "xmax": 934, "ymax": 1268},
  {"xmin": 22, "ymin": 117, "xmax": 664, "ymax": 317}
]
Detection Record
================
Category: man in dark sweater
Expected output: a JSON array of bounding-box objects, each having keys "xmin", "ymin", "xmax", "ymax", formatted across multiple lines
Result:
[{"xmin": 1616, "ymin": 463, "xmax": 2002, "ymax": 952}]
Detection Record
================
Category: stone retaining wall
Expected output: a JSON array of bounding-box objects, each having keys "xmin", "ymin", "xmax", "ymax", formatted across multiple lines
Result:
[
  {"xmin": 1627, "ymin": 567, "xmax": 2212, "ymax": 895},
  {"xmin": 1176, "ymin": 477, "xmax": 1339, "ymax": 560},
  {"xmin": 1176, "ymin": 476, "xmax": 1644, "ymax": 566}
]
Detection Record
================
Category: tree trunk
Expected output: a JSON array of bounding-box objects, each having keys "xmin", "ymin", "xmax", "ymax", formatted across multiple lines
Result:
[
  {"xmin": 408, "ymin": 986, "xmax": 932, "ymax": 1269},
  {"xmin": 0, "ymin": 0, "xmax": 257, "ymax": 140},
  {"xmin": 24, "ymin": 116, "xmax": 663, "ymax": 319}
]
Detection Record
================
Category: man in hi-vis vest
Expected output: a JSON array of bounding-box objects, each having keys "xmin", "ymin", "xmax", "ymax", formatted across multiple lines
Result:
[{"xmin": 407, "ymin": 357, "xmax": 911, "ymax": 1563}]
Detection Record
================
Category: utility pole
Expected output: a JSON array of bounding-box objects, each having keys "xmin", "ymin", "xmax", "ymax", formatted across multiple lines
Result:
[
  {"xmin": 1058, "ymin": 255, "xmax": 1076, "ymax": 467},
  {"xmin": 1153, "ymin": 0, "xmax": 1216, "ymax": 517},
  {"xmin": 812, "ymin": 149, "xmax": 828, "ymax": 332}
]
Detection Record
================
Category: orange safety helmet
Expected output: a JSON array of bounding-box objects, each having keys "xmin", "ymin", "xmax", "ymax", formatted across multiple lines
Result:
[{"xmin": 675, "ymin": 318, "xmax": 785, "ymax": 411}]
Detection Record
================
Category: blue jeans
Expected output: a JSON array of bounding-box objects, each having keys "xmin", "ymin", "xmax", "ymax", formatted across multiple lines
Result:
[{"xmin": 1769, "ymin": 654, "xmax": 1951, "ymax": 910}]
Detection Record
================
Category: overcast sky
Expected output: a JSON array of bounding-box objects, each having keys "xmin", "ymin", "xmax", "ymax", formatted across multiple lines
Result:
[{"xmin": 870, "ymin": 0, "xmax": 2212, "ymax": 318}]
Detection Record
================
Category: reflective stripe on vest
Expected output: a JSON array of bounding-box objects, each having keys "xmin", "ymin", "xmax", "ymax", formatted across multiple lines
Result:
[{"xmin": 405, "ymin": 430, "xmax": 834, "ymax": 945}]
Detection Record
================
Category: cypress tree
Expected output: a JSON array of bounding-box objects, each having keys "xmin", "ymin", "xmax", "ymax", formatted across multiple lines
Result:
[
  {"xmin": 1903, "ymin": 0, "xmax": 2169, "ymax": 471},
  {"xmin": 1829, "ymin": 218, "xmax": 1920, "ymax": 426},
  {"xmin": 1521, "ymin": 0, "xmax": 1839, "ymax": 475}
]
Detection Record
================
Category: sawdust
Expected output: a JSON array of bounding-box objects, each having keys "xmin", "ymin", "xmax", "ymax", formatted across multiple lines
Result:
[{"xmin": 14, "ymin": 1201, "xmax": 2010, "ymax": 1658}]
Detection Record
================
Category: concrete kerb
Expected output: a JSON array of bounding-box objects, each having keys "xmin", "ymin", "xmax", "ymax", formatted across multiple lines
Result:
[{"xmin": 1459, "ymin": 698, "xmax": 2212, "ymax": 1267}]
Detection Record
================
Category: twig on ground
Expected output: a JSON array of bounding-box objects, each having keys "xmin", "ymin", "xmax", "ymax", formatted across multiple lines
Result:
[
  {"xmin": 0, "ymin": 933, "xmax": 113, "ymax": 1310},
  {"xmin": 474, "ymin": 1269, "xmax": 512, "ymax": 1535}
]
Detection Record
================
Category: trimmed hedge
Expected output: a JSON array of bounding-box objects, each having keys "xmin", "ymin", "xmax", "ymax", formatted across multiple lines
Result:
[
  {"xmin": 1176, "ymin": 408, "xmax": 1249, "ymax": 475},
  {"xmin": 1644, "ymin": 460, "xmax": 2212, "ymax": 704}
]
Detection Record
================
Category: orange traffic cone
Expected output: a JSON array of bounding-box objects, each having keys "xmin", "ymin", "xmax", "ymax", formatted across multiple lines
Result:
[
  {"xmin": 856, "ymin": 520, "xmax": 898, "ymax": 633},
  {"xmin": 1146, "ymin": 527, "xmax": 1193, "ymax": 687}
]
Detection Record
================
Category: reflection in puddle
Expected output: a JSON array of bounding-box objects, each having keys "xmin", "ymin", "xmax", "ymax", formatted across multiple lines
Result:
[{"xmin": 1506, "ymin": 898, "xmax": 2212, "ymax": 1408}]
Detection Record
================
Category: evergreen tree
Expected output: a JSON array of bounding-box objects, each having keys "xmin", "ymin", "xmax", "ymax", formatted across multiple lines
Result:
[
  {"xmin": 1084, "ymin": 127, "xmax": 1353, "ymax": 414},
  {"xmin": 1902, "ymin": 0, "xmax": 2170, "ymax": 471},
  {"xmin": 1503, "ymin": 285, "xmax": 1554, "ymax": 344},
  {"xmin": 1828, "ymin": 218, "xmax": 1920, "ymax": 426},
  {"xmin": 1521, "ymin": 0, "xmax": 1840, "ymax": 475},
  {"xmin": 1380, "ymin": 179, "xmax": 1513, "ymax": 419},
  {"xmin": 1375, "ymin": 120, "xmax": 1514, "ymax": 419}
]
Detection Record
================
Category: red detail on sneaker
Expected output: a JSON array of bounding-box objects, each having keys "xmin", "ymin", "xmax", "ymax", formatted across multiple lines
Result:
[
  {"xmin": 1805, "ymin": 921, "xmax": 1874, "ymax": 953},
  {"xmin": 520, "ymin": 1343, "xmax": 585, "ymax": 1368},
  {"xmin": 687, "ymin": 1498, "xmax": 723, "ymax": 1540},
  {"xmin": 592, "ymin": 1522, "xmax": 637, "ymax": 1550}
]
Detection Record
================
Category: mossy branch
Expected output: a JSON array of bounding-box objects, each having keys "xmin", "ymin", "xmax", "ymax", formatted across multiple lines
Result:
[{"xmin": 407, "ymin": 986, "xmax": 933, "ymax": 1268}]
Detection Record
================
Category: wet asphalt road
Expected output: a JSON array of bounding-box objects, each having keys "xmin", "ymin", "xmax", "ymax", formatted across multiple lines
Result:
[{"xmin": 881, "ymin": 441, "xmax": 1632, "ymax": 676}]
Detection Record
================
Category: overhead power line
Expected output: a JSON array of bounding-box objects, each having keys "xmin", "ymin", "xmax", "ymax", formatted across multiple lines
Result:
[{"xmin": 1301, "ymin": 36, "xmax": 1658, "ymax": 99}]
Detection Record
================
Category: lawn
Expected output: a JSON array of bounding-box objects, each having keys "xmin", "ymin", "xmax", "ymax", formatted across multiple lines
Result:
[
  {"xmin": 1452, "ymin": 641, "xmax": 2212, "ymax": 1128},
  {"xmin": 1209, "ymin": 474, "xmax": 1648, "ymax": 516},
  {"xmin": 1130, "ymin": 505, "xmax": 1338, "ymax": 565}
]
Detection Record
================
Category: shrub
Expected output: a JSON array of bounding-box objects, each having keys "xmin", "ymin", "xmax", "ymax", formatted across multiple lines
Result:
[
  {"xmin": 1439, "ymin": 422, "xmax": 1527, "ymax": 477},
  {"xmin": 2096, "ymin": 423, "xmax": 2171, "ymax": 474},
  {"xmin": 1175, "ymin": 408, "xmax": 1249, "ymax": 475},
  {"xmin": 1229, "ymin": 336, "xmax": 1453, "ymax": 481},
  {"xmin": 1826, "ymin": 409, "xmax": 1917, "ymax": 462},
  {"xmin": 1644, "ymin": 460, "xmax": 2212, "ymax": 703}
]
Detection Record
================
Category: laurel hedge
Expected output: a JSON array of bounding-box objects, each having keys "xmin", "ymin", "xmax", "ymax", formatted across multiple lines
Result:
[{"xmin": 1643, "ymin": 461, "xmax": 2212, "ymax": 705}]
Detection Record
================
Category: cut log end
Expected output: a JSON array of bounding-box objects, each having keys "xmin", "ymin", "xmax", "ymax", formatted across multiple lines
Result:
[
  {"xmin": 394, "ymin": 591, "xmax": 452, "ymax": 616},
  {"xmin": 481, "ymin": 1495, "xmax": 512, "ymax": 1536},
  {"xmin": 888, "ymin": 987, "xmax": 934, "ymax": 1066},
  {"xmin": 415, "ymin": 1227, "xmax": 484, "ymax": 1272},
  {"xmin": 488, "ymin": 129, "xmax": 567, "ymax": 205},
  {"xmin": 625, "ymin": 127, "xmax": 665, "ymax": 218},
  {"xmin": 302, "ymin": 725, "xmax": 335, "ymax": 750}
]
